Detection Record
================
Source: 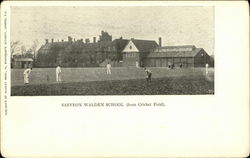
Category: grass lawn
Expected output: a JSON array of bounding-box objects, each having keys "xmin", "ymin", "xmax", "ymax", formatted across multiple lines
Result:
[
  {"xmin": 11, "ymin": 69, "xmax": 214, "ymax": 95},
  {"xmin": 11, "ymin": 67, "xmax": 214, "ymax": 86}
]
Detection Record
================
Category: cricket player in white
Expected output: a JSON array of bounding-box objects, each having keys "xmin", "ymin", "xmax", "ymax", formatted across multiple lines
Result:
[
  {"xmin": 56, "ymin": 65, "xmax": 62, "ymax": 82},
  {"xmin": 106, "ymin": 63, "xmax": 111, "ymax": 75},
  {"xmin": 144, "ymin": 68, "xmax": 152, "ymax": 82},
  {"xmin": 23, "ymin": 67, "xmax": 32, "ymax": 84},
  {"xmin": 136, "ymin": 61, "xmax": 139, "ymax": 68},
  {"xmin": 205, "ymin": 63, "xmax": 209, "ymax": 75}
]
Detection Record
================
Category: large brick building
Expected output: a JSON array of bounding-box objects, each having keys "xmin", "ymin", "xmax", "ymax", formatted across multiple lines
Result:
[
  {"xmin": 36, "ymin": 31, "xmax": 211, "ymax": 68},
  {"xmin": 36, "ymin": 31, "xmax": 121, "ymax": 67}
]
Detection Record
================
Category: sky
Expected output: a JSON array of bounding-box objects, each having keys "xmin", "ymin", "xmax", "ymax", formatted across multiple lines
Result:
[{"xmin": 11, "ymin": 6, "xmax": 214, "ymax": 55}]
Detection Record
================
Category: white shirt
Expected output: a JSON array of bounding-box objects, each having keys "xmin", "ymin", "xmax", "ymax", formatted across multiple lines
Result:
[
  {"xmin": 107, "ymin": 64, "xmax": 111, "ymax": 69},
  {"xmin": 56, "ymin": 66, "xmax": 61, "ymax": 74},
  {"xmin": 23, "ymin": 68, "xmax": 31, "ymax": 75},
  {"xmin": 145, "ymin": 69, "xmax": 152, "ymax": 74}
]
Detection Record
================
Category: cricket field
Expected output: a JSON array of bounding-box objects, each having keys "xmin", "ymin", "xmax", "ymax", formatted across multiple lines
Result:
[{"xmin": 11, "ymin": 67, "xmax": 214, "ymax": 95}]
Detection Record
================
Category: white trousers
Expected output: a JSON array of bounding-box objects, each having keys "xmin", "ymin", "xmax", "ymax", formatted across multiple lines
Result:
[
  {"xmin": 107, "ymin": 69, "xmax": 111, "ymax": 74},
  {"xmin": 24, "ymin": 74, "xmax": 29, "ymax": 84},
  {"xmin": 56, "ymin": 73, "xmax": 62, "ymax": 82}
]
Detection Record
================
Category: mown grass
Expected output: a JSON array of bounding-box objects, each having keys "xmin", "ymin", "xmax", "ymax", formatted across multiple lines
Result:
[{"xmin": 11, "ymin": 75, "xmax": 214, "ymax": 96}]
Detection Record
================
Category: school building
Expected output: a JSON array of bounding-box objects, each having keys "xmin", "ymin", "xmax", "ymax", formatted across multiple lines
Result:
[
  {"xmin": 35, "ymin": 31, "xmax": 211, "ymax": 68},
  {"xmin": 144, "ymin": 45, "xmax": 210, "ymax": 67},
  {"xmin": 121, "ymin": 38, "xmax": 210, "ymax": 68},
  {"xmin": 121, "ymin": 38, "xmax": 159, "ymax": 67}
]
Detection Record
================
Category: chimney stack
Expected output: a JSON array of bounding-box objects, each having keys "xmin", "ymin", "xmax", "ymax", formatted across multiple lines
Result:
[
  {"xmin": 51, "ymin": 38, "xmax": 54, "ymax": 43},
  {"xmin": 93, "ymin": 37, "xmax": 96, "ymax": 43},
  {"xmin": 68, "ymin": 36, "xmax": 72, "ymax": 42},
  {"xmin": 45, "ymin": 39, "xmax": 49, "ymax": 44},
  {"xmin": 159, "ymin": 37, "xmax": 162, "ymax": 47},
  {"xmin": 85, "ymin": 38, "xmax": 90, "ymax": 44}
]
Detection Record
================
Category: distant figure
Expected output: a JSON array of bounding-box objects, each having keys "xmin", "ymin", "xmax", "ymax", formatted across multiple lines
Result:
[
  {"xmin": 23, "ymin": 67, "xmax": 32, "ymax": 84},
  {"xmin": 171, "ymin": 64, "xmax": 174, "ymax": 69},
  {"xmin": 136, "ymin": 61, "xmax": 139, "ymax": 68},
  {"xmin": 180, "ymin": 63, "xmax": 182, "ymax": 68},
  {"xmin": 56, "ymin": 65, "xmax": 62, "ymax": 82},
  {"xmin": 47, "ymin": 74, "xmax": 50, "ymax": 83},
  {"xmin": 144, "ymin": 68, "xmax": 152, "ymax": 82},
  {"xmin": 205, "ymin": 63, "xmax": 209, "ymax": 75},
  {"xmin": 107, "ymin": 62, "xmax": 111, "ymax": 75}
]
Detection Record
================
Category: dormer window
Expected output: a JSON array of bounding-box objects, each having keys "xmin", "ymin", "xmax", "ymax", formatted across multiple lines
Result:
[{"xmin": 129, "ymin": 46, "xmax": 132, "ymax": 50}]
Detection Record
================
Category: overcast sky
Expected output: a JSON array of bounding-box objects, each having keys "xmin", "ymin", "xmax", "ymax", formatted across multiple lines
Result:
[{"xmin": 11, "ymin": 6, "xmax": 214, "ymax": 55}]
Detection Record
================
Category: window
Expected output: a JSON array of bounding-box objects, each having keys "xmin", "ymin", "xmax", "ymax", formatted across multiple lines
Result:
[
  {"xmin": 126, "ymin": 52, "xmax": 136, "ymax": 57},
  {"xmin": 125, "ymin": 52, "xmax": 136, "ymax": 57}
]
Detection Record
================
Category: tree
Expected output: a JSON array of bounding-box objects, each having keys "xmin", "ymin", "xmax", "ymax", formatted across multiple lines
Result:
[
  {"xmin": 30, "ymin": 39, "xmax": 39, "ymax": 60},
  {"xmin": 10, "ymin": 41, "xmax": 20, "ymax": 58},
  {"xmin": 25, "ymin": 48, "xmax": 34, "ymax": 58},
  {"xmin": 11, "ymin": 40, "xmax": 40, "ymax": 61},
  {"xmin": 21, "ymin": 45, "xmax": 26, "ymax": 57}
]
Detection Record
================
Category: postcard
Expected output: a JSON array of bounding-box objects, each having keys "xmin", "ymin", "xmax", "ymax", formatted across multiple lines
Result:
[{"xmin": 1, "ymin": 1, "xmax": 249, "ymax": 157}]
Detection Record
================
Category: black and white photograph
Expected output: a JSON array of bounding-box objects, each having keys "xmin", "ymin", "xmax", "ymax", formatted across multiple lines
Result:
[
  {"xmin": 1, "ymin": 1, "xmax": 249, "ymax": 158},
  {"xmin": 10, "ymin": 6, "xmax": 214, "ymax": 95}
]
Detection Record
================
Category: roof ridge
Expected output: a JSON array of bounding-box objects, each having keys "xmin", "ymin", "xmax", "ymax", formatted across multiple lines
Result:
[
  {"xmin": 159, "ymin": 45, "xmax": 195, "ymax": 47},
  {"xmin": 132, "ymin": 39, "xmax": 157, "ymax": 42}
]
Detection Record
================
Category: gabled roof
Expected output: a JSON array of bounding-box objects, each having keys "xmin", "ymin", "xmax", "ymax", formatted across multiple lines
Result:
[
  {"xmin": 147, "ymin": 47, "xmax": 204, "ymax": 58},
  {"xmin": 174, "ymin": 48, "xmax": 202, "ymax": 57},
  {"xmin": 103, "ymin": 39, "xmax": 129, "ymax": 52},
  {"xmin": 158, "ymin": 45, "xmax": 196, "ymax": 49},
  {"xmin": 131, "ymin": 39, "xmax": 159, "ymax": 52},
  {"xmin": 111, "ymin": 39, "xmax": 129, "ymax": 50},
  {"xmin": 38, "ymin": 42, "xmax": 70, "ymax": 52},
  {"xmin": 38, "ymin": 41, "xmax": 102, "ymax": 53},
  {"xmin": 153, "ymin": 45, "xmax": 196, "ymax": 53}
]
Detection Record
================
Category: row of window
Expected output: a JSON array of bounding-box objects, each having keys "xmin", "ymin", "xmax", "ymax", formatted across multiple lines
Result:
[
  {"xmin": 107, "ymin": 46, "xmax": 116, "ymax": 51},
  {"xmin": 125, "ymin": 52, "xmax": 136, "ymax": 57}
]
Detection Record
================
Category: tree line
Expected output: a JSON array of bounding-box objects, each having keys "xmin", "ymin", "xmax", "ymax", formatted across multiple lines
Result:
[{"xmin": 11, "ymin": 40, "xmax": 39, "ymax": 60}]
